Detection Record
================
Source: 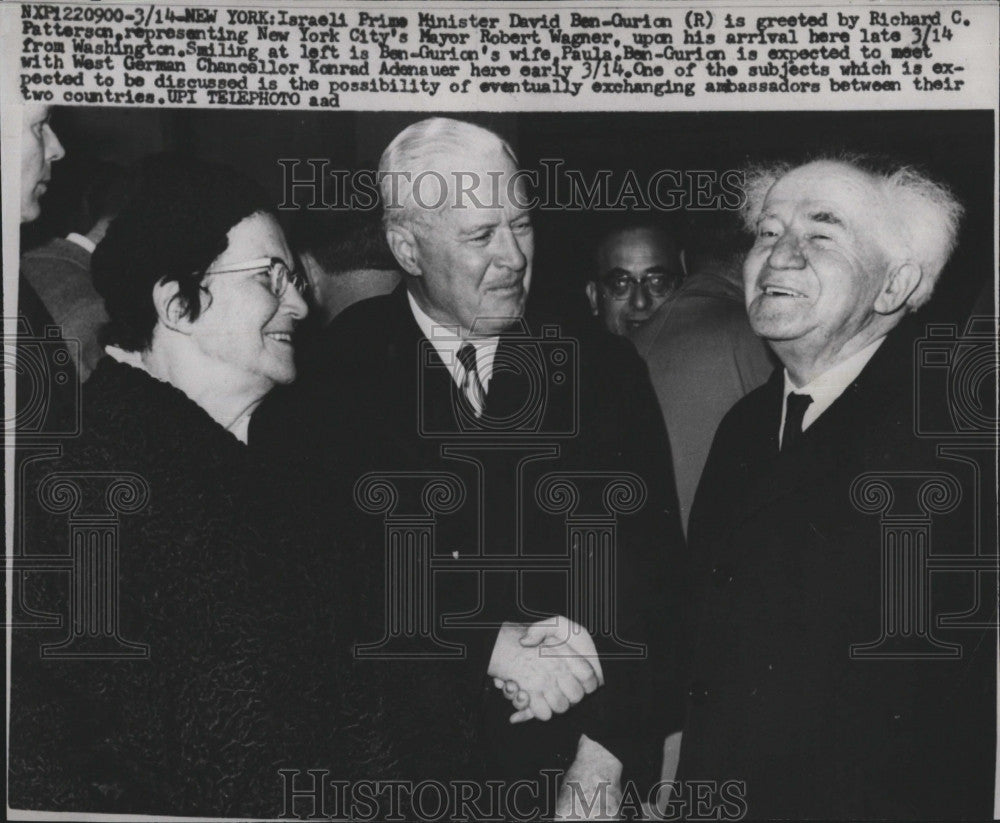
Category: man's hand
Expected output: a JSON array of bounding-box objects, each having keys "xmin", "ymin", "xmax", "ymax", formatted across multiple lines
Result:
[
  {"xmin": 488, "ymin": 616, "xmax": 603, "ymax": 722},
  {"xmin": 555, "ymin": 735, "xmax": 623, "ymax": 820}
]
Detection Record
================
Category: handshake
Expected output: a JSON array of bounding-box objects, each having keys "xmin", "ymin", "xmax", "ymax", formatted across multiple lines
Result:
[{"xmin": 487, "ymin": 616, "xmax": 604, "ymax": 723}]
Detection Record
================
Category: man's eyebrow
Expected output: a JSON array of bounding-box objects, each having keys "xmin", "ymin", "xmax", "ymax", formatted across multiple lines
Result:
[
  {"xmin": 458, "ymin": 218, "xmax": 500, "ymax": 234},
  {"xmin": 807, "ymin": 209, "xmax": 844, "ymax": 226}
]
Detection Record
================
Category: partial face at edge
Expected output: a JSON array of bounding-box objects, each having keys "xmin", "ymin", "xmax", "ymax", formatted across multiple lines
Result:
[{"xmin": 20, "ymin": 105, "xmax": 65, "ymax": 223}]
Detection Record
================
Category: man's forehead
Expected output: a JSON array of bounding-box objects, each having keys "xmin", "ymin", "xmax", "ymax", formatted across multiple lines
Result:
[
  {"xmin": 430, "ymin": 144, "xmax": 519, "ymax": 186},
  {"xmin": 430, "ymin": 167, "xmax": 528, "ymax": 224},
  {"xmin": 601, "ymin": 228, "xmax": 680, "ymax": 269},
  {"xmin": 764, "ymin": 162, "xmax": 883, "ymax": 219}
]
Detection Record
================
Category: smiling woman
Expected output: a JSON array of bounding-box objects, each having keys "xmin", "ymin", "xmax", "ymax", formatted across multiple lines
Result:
[
  {"xmin": 88, "ymin": 154, "xmax": 308, "ymax": 439},
  {"xmin": 9, "ymin": 156, "xmax": 391, "ymax": 817}
]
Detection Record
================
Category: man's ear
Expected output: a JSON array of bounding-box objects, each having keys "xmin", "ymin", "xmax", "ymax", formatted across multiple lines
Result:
[
  {"xmin": 385, "ymin": 225, "xmax": 422, "ymax": 278},
  {"xmin": 585, "ymin": 281, "xmax": 600, "ymax": 316},
  {"xmin": 875, "ymin": 261, "xmax": 922, "ymax": 315},
  {"xmin": 679, "ymin": 248, "xmax": 688, "ymax": 277},
  {"xmin": 151, "ymin": 278, "xmax": 194, "ymax": 334}
]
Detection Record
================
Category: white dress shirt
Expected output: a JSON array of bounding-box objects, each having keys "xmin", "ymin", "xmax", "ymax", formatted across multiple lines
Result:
[
  {"xmin": 778, "ymin": 337, "xmax": 886, "ymax": 447},
  {"xmin": 66, "ymin": 232, "xmax": 97, "ymax": 254},
  {"xmin": 407, "ymin": 291, "xmax": 500, "ymax": 391}
]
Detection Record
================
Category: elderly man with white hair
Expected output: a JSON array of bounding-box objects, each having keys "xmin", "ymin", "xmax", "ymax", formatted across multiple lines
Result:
[
  {"xmin": 677, "ymin": 157, "xmax": 995, "ymax": 819},
  {"xmin": 253, "ymin": 118, "xmax": 685, "ymax": 819}
]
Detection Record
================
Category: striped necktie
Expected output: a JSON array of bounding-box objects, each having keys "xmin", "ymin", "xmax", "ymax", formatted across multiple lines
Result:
[{"xmin": 457, "ymin": 343, "xmax": 486, "ymax": 418}]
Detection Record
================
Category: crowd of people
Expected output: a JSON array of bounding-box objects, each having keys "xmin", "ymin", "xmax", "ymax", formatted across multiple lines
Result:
[{"xmin": 9, "ymin": 106, "xmax": 996, "ymax": 821}]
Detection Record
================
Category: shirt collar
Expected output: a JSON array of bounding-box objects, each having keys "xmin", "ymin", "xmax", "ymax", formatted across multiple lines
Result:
[
  {"xmin": 407, "ymin": 291, "xmax": 500, "ymax": 389},
  {"xmin": 66, "ymin": 232, "xmax": 96, "ymax": 254},
  {"xmin": 781, "ymin": 336, "xmax": 886, "ymax": 436}
]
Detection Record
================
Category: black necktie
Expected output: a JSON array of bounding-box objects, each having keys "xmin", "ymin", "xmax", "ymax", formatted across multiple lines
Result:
[
  {"xmin": 782, "ymin": 392, "xmax": 813, "ymax": 451},
  {"xmin": 457, "ymin": 343, "xmax": 486, "ymax": 417}
]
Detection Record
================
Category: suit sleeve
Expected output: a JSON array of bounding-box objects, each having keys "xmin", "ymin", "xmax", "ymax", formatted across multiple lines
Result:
[{"xmin": 570, "ymin": 342, "xmax": 687, "ymax": 791}]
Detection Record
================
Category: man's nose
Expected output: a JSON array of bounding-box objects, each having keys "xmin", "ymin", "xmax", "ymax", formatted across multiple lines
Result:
[
  {"xmin": 629, "ymin": 280, "xmax": 650, "ymax": 310},
  {"xmin": 767, "ymin": 232, "xmax": 806, "ymax": 269},
  {"xmin": 45, "ymin": 125, "xmax": 65, "ymax": 163},
  {"xmin": 494, "ymin": 226, "xmax": 528, "ymax": 271}
]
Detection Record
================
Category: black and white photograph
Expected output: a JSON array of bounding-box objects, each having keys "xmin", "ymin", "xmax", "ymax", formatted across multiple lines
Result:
[{"xmin": 4, "ymin": 2, "xmax": 998, "ymax": 821}]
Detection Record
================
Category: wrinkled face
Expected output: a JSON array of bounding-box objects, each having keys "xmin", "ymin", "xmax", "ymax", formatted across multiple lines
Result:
[
  {"xmin": 406, "ymin": 148, "xmax": 533, "ymax": 337},
  {"xmin": 590, "ymin": 227, "xmax": 683, "ymax": 335},
  {"xmin": 192, "ymin": 212, "xmax": 307, "ymax": 393},
  {"xmin": 744, "ymin": 162, "xmax": 893, "ymax": 359},
  {"xmin": 20, "ymin": 105, "xmax": 65, "ymax": 222}
]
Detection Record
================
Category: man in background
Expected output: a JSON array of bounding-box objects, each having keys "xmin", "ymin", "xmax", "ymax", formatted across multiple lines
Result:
[
  {"xmin": 585, "ymin": 220, "xmax": 684, "ymax": 336},
  {"xmin": 17, "ymin": 105, "xmax": 67, "ymax": 329},
  {"xmin": 14, "ymin": 104, "xmax": 76, "ymax": 435},
  {"xmin": 291, "ymin": 206, "xmax": 401, "ymax": 328},
  {"xmin": 21, "ymin": 159, "xmax": 129, "ymax": 381},
  {"xmin": 631, "ymin": 213, "xmax": 774, "ymax": 533}
]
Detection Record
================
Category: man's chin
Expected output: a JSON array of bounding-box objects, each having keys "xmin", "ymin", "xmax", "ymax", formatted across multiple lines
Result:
[
  {"xmin": 748, "ymin": 304, "xmax": 808, "ymax": 338},
  {"xmin": 749, "ymin": 321, "xmax": 809, "ymax": 345},
  {"xmin": 20, "ymin": 201, "xmax": 41, "ymax": 223},
  {"xmin": 470, "ymin": 316, "xmax": 522, "ymax": 337},
  {"xmin": 624, "ymin": 317, "xmax": 652, "ymax": 334},
  {"xmin": 472, "ymin": 296, "xmax": 526, "ymax": 335}
]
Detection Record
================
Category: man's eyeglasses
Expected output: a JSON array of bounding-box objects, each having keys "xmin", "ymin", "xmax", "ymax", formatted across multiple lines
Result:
[
  {"xmin": 599, "ymin": 272, "xmax": 680, "ymax": 300},
  {"xmin": 203, "ymin": 257, "xmax": 308, "ymax": 298}
]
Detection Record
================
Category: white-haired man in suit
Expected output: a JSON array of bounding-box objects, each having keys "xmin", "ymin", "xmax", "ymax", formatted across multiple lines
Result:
[{"xmin": 678, "ymin": 157, "xmax": 995, "ymax": 819}]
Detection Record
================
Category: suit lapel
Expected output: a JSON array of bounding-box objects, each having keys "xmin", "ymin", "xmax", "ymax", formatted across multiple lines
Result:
[
  {"xmin": 385, "ymin": 285, "xmax": 468, "ymax": 439},
  {"xmin": 484, "ymin": 336, "xmax": 531, "ymax": 424}
]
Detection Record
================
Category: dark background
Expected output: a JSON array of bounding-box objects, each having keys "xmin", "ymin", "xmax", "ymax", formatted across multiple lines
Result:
[{"xmin": 23, "ymin": 107, "xmax": 995, "ymax": 325}]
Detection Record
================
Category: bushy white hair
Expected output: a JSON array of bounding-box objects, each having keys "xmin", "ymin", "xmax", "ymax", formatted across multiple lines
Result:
[{"xmin": 739, "ymin": 155, "xmax": 963, "ymax": 311}]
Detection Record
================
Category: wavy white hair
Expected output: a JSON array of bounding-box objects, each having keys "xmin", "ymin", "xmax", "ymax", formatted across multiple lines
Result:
[
  {"xmin": 740, "ymin": 156, "xmax": 963, "ymax": 311},
  {"xmin": 378, "ymin": 117, "xmax": 517, "ymax": 232}
]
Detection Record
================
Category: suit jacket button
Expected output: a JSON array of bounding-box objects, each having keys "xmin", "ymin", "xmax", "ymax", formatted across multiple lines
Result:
[
  {"xmin": 712, "ymin": 564, "xmax": 735, "ymax": 588},
  {"xmin": 687, "ymin": 680, "xmax": 710, "ymax": 705}
]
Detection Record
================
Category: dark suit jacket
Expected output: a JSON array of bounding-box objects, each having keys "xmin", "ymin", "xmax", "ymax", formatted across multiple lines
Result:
[
  {"xmin": 21, "ymin": 237, "xmax": 109, "ymax": 381},
  {"xmin": 14, "ymin": 275, "xmax": 80, "ymax": 438},
  {"xmin": 678, "ymin": 321, "xmax": 996, "ymax": 819},
  {"xmin": 253, "ymin": 284, "xmax": 686, "ymax": 791},
  {"xmin": 11, "ymin": 360, "xmax": 395, "ymax": 817}
]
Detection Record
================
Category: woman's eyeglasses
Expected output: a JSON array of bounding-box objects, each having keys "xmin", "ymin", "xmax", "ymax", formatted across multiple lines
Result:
[{"xmin": 203, "ymin": 257, "xmax": 308, "ymax": 298}]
